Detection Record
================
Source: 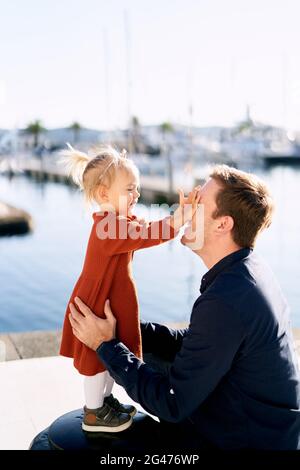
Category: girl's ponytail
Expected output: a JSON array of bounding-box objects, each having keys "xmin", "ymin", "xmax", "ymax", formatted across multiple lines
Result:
[
  {"xmin": 59, "ymin": 143, "xmax": 138, "ymax": 205},
  {"xmin": 59, "ymin": 143, "xmax": 91, "ymax": 188}
]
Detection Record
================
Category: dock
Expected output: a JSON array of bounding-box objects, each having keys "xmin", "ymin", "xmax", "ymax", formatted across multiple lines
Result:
[
  {"xmin": 263, "ymin": 155, "xmax": 300, "ymax": 166},
  {"xmin": 1, "ymin": 154, "xmax": 196, "ymax": 204}
]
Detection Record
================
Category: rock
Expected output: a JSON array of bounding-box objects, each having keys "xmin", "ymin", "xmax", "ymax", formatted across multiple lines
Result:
[{"xmin": 0, "ymin": 201, "xmax": 33, "ymax": 236}]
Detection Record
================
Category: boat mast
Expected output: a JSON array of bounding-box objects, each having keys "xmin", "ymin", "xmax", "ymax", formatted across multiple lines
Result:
[
  {"xmin": 103, "ymin": 28, "xmax": 111, "ymax": 143},
  {"xmin": 124, "ymin": 10, "xmax": 133, "ymax": 153}
]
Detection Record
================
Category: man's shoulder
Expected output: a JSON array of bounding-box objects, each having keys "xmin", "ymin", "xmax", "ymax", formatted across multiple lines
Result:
[
  {"xmin": 210, "ymin": 251, "xmax": 275, "ymax": 299},
  {"xmin": 190, "ymin": 291, "xmax": 245, "ymax": 340},
  {"xmin": 202, "ymin": 252, "xmax": 288, "ymax": 331},
  {"xmin": 196, "ymin": 252, "xmax": 275, "ymax": 307}
]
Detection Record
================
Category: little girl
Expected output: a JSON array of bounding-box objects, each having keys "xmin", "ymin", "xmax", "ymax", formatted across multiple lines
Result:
[{"xmin": 59, "ymin": 144, "xmax": 200, "ymax": 433}]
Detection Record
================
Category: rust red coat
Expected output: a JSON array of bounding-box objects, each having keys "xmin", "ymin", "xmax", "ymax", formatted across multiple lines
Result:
[{"xmin": 59, "ymin": 211, "xmax": 177, "ymax": 376}]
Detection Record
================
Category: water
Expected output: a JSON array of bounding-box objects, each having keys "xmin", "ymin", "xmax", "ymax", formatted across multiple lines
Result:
[{"xmin": 0, "ymin": 165, "xmax": 299, "ymax": 333}]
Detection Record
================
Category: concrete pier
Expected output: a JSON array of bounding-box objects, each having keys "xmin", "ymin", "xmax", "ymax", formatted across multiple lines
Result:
[
  {"xmin": 0, "ymin": 326, "xmax": 299, "ymax": 450},
  {"xmin": 0, "ymin": 330, "xmax": 62, "ymax": 361}
]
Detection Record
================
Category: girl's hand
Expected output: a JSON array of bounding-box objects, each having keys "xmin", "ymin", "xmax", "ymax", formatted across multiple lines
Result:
[
  {"xmin": 179, "ymin": 186, "xmax": 201, "ymax": 221},
  {"xmin": 170, "ymin": 186, "xmax": 201, "ymax": 231},
  {"xmin": 183, "ymin": 186, "xmax": 202, "ymax": 230}
]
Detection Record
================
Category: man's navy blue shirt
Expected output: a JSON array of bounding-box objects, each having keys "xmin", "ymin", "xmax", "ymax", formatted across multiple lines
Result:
[{"xmin": 97, "ymin": 248, "xmax": 300, "ymax": 450}]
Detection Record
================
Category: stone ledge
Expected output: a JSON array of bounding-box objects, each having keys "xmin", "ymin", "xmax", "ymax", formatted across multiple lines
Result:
[
  {"xmin": 0, "ymin": 330, "xmax": 62, "ymax": 361},
  {"xmin": 0, "ymin": 326, "xmax": 300, "ymax": 362}
]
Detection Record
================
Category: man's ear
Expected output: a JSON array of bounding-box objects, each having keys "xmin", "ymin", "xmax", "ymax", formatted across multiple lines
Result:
[{"xmin": 216, "ymin": 215, "xmax": 234, "ymax": 234}]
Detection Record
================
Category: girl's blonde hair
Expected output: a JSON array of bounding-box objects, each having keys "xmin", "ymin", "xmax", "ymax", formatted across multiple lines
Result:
[{"xmin": 59, "ymin": 143, "xmax": 138, "ymax": 203}]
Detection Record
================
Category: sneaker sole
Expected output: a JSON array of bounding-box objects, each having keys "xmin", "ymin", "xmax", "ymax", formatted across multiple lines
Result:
[
  {"xmin": 129, "ymin": 408, "xmax": 137, "ymax": 417},
  {"xmin": 82, "ymin": 416, "xmax": 133, "ymax": 433}
]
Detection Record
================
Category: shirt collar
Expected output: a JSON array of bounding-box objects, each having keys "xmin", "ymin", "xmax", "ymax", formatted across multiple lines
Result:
[{"xmin": 200, "ymin": 247, "xmax": 253, "ymax": 294}]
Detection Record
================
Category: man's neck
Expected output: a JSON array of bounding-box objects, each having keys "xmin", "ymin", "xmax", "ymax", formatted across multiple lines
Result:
[{"xmin": 197, "ymin": 242, "xmax": 242, "ymax": 270}]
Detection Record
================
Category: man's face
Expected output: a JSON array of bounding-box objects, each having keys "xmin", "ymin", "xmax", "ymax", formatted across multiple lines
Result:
[{"xmin": 181, "ymin": 178, "xmax": 221, "ymax": 251}]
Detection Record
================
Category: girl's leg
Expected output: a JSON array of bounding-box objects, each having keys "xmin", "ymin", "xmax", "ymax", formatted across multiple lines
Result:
[
  {"xmin": 83, "ymin": 372, "xmax": 106, "ymax": 409},
  {"xmin": 104, "ymin": 371, "xmax": 115, "ymax": 397},
  {"xmin": 82, "ymin": 372, "xmax": 132, "ymax": 432},
  {"xmin": 103, "ymin": 372, "xmax": 137, "ymax": 416}
]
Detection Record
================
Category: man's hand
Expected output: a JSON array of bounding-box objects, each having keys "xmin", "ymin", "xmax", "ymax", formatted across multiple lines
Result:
[{"xmin": 69, "ymin": 297, "xmax": 116, "ymax": 351}]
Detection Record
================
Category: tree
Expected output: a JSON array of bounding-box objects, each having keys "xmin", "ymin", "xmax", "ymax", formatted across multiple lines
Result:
[
  {"xmin": 24, "ymin": 120, "xmax": 45, "ymax": 148},
  {"xmin": 160, "ymin": 121, "xmax": 173, "ymax": 135},
  {"xmin": 69, "ymin": 122, "xmax": 82, "ymax": 144}
]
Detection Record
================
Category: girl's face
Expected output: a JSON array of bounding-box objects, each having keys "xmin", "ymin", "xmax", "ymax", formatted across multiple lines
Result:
[{"xmin": 105, "ymin": 169, "xmax": 140, "ymax": 216}]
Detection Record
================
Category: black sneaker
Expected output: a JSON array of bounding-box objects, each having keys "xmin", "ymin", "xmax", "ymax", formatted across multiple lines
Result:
[
  {"xmin": 82, "ymin": 402, "xmax": 132, "ymax": 433},
  {"xmin": 104, "ymin": 394, "xmax": 137, "ymax": 417}
]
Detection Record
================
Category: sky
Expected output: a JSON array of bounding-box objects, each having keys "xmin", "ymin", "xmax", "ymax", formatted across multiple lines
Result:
[{"xmin": 0, "ymin": 0, "xmax": 300, "ymax": 131}]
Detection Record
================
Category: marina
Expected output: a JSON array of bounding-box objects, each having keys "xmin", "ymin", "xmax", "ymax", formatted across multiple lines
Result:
[
  {"xmin": 1, "ymin": 0, "xmax": 300, "ymax": 454},
  {"xmin": 0, "ymin": 162, "xmax": 300, "ymax": 334}
]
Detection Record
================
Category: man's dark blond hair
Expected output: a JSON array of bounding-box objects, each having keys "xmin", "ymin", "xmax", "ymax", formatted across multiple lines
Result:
[{"xmin": 210, "ymin": 165, "xmax": 274, "ymax": 248}]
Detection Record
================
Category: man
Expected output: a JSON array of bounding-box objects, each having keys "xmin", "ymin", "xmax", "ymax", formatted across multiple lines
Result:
[{"xmin": 69, "ymin": 165, "xmax": 300, "ymax": 450}]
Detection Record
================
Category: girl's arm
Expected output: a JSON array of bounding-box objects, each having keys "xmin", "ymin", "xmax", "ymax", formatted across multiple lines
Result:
[
  {"xmin": 96, "ymin": 188, "xmax": 201, "ymax": 256},
  {"xmin": 95, "ymin": 213, "xmax": 178, "ymax": 255}
]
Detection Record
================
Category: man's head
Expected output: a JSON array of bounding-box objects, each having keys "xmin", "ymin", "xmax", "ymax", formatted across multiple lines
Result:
[{"xmin": 181, "ymin": 165, "xmax": 274, "ymax": 262}]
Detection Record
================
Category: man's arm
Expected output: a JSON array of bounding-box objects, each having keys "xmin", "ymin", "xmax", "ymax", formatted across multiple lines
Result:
[
  {"xmin": 97, "ymin": 297, "xmax": 245, "ymax": 422},
  {"xmin": 140, "ymin": 321, "xmax": 188, "ymax": 361}
]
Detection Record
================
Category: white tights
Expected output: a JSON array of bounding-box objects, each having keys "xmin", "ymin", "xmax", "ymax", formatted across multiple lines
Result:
[{"xmin": 83, "ymin": 371, "xmax": 115, "ymax": 409}]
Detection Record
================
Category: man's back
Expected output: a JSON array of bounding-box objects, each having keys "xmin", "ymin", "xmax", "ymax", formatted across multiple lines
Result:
[
  {"xmin": 98, "ymin": 248, "xmax": 300, "ymax": 450},
  {"xmin": 193, "ymin": 248, "xmax": 300, "ymax": 449}
]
